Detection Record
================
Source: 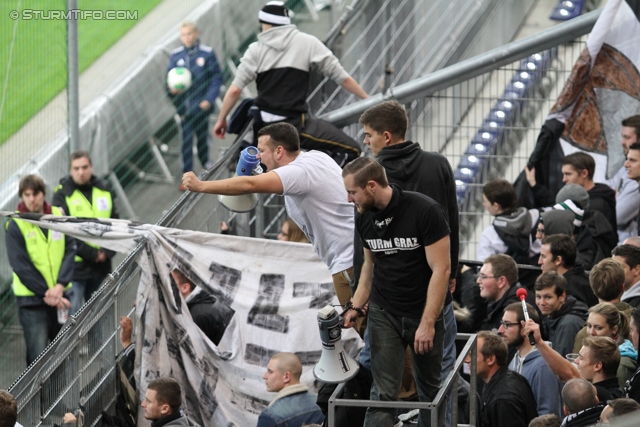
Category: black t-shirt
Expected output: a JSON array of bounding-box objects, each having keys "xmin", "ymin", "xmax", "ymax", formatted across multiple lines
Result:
[{"xmin": 356, "ymin": 186, "xmax": 450, "ymax": 318}]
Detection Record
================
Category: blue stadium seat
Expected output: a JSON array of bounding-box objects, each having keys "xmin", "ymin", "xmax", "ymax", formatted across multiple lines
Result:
[{"xmin": 550, "ymin": 0, "xmax": 584, "ymax": 21}]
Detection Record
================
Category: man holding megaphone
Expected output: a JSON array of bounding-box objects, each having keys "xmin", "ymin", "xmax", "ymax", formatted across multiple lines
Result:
[{"xmin": 182, "ymin": 122, "xmax": 359, "ymax": 323}]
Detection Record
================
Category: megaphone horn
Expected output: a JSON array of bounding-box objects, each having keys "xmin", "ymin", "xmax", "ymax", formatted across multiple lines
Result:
[
  {"xmin": 313, "ymin": 305, "xmax": 359, "ymax": 383},
  {"xmin": 219, "ymin": 146, "xmax": 263, "ymax": 213}
]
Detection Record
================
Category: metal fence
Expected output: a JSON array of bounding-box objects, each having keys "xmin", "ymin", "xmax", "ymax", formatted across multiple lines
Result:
[{"xmin": 324, "ymin": 9, "xmax": 601, "ymax": 261}]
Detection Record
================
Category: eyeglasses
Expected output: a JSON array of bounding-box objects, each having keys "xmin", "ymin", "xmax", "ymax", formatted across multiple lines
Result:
[
  {"xmin": 536, "ymin": 228, "xmax": 545, "ymax": 234},
  {"xmin": 499, "ymin": 321, "xmax": 520, "ymax": 329},
  {"xmin": 477, "ymin": 275, "xmax": 496, "ymax": 281}
]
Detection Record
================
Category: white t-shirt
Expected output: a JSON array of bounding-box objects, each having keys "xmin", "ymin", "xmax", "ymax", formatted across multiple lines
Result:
[{"xmin": 274, "ymin": 151, "xmax": 354, "ymax": 274}]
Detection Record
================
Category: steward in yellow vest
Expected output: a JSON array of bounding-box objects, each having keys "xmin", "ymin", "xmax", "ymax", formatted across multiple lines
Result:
[
  {"xmin": 53, "ymin": 151, "xmax": 119, "ymax": 313},
  {"xmin": 6, "ymin": 174, "xmax": 76, "ymax": 365}
]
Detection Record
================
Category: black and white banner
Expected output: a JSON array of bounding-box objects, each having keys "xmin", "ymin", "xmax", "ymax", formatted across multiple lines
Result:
[{"xmin": 4, "ymin": 213, "xmax": 361, "ymax": 426}]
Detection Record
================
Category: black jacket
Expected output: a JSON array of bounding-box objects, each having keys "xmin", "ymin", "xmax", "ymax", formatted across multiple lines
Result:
[
  {"xmin": 481, "ymin": 366, "xmax": 538, "ymax": 427},
  {"xmin": 588, "ymin": 183, "xmax": 617, "ymax": 233},
  {"xmin": 187, "ymin": 290, "xmax": 235, "ymax": 345},
  {"xmin": 480, "ymin": 284, "xmax": 536, "ymax": 332},
  {"xmin": 52, "ymin": 175, "xmax": 119, "ymax": 280},
  {"xmin": 563, "ymin": 266, "xmax": 598, "ymax": 308},
  {"xmin": 575, "ymin": 209, "xmax": 617, "ymax": 271},
  {"xmin": 376, "ymin": 141, "xmax": 459, "ymax": 276}
]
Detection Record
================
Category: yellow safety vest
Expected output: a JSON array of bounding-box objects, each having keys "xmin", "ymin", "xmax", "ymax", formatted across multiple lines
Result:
[
  {"xmin": 10, "ymin": 206, "xmax": 72, "ymax": 296},
  {"xmin": 58, "ymin": 186, "xmax": 113, "ymax": 262}
]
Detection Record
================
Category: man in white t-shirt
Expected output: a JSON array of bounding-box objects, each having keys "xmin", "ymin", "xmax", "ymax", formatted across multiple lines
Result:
[{"xmin": 182, "ymin": 122, "xmax": 356, "ymax": 315}]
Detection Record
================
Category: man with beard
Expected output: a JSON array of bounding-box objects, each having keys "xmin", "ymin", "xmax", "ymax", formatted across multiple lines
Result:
[
  {"xmin": 342, "ymin": 157, "xmax": 450, "ymax": 426},
  {"xmin": 498, "ymin": 302, "xmax": 563, "ymax": 417}
]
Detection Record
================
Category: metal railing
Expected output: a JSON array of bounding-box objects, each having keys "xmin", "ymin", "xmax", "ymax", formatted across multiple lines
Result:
[
  {"xmin": 322, "ymin": 10, "xmax": 600, "ymax": 260},
  {"xmin": 327, "ymin": 333, "xmax": 477, "ymax": 427},
  {"xmin": 7, "ymin": 7, "xmax": 605, "ymax": 427}
]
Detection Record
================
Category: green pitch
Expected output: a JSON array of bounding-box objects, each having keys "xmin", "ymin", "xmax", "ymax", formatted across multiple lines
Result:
[{"xmin": 0, "ymin": 0, "xmax": 163, "ymax": 145}]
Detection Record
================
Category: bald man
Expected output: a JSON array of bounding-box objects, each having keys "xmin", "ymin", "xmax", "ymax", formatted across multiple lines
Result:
[
  {"xmin": 561, "ymin": 378, "xmax": 605, "ymax": 426},
  {"xmin": 258, "ymin": 352, "xmax": 324, "ymax": 427}
]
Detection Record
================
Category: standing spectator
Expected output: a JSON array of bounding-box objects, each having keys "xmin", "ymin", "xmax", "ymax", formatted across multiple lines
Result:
[
  {"xmin": 560, "ymin": 378, "xmax": 605, "ymax": 427},
  {"xmin": 607, "ymin": 115, "xmax": 640, "ymax": 243},
  {"xmin": 53, "ymin": 150, "xmax": 119, "ymax": 314},
  {"xmin": 573, "ymin": 258, "xmax": 633, "ymax": 358},
  {"xmin": 183, "ymin": 123, "xmax": 361, "ymax": 334},
  {"xmin": 6, "ymin": 175, "xmax": 76, "ymax": 365},
  {"xmin": 498, "ymin": 302, "xmax": 563, "ymax": 417},
  {"xmin": 142, "ymin": 378, "xmax": 200, "ymax": 425},
  {"xmin": 560, "ymin": 152, "xmax": 616, "ymax": 232},
  {"xmin": 0, "ymin": 390, "xmax": 17, "ymax": 427},
  {"xmin": 553, "ymin": 184, "xmax": 617, "ymax": 270},
  {"xmin": 342, "ymin": 157, "xmax": 450, "ymax": 426},
  {"xmin": 574, "ymin": 303, "xmax": 636, "ymax": 389},
  {"xmin": 478, "ymin": 254, "xmax": 535, "ymax": 332},
  {"xmin": 465, "ymin": 331, "xmax": 538, "ymax": 427},
  {"xmin": 534, "ymin": 271, "xmax": 588, "ymax": 358},
  {"xmin": 213, "ymin": 1, "xmax": 368, "ymax": 167},
  {"xmin": 624, "ymin": 306, "xmax": 640, "ymax": 403},
  {"xmin": 523, "ymin": 320, "xmax": 620, "ymax": 403},
  {"xmin": 277, "ymin": 219, "xmax": 309, "ymax": 243},
  {"xmin": 478, "ymin": 179, "xmax": 540, "ymax": 264},
  {"xmin": 538, "ymin": 234, "xmax": 598, "ymax": 307},
  {"xmin": 359, "ymin": 100, "xmax": 459, "ymax": 425},
  {"xmin": 612, "ymin": 244, "xmax": 640, "ymax": 307},
  {"xmin": 258, "ymin": 353, "xmax": 324, "ymax": 427},
  {"xmin": 599, "ymin": 398, "xmax": 640, "ymax": 424},
  {"xmin": 167, "ymin": 21, "xmax": 222, "ymax": 185}
]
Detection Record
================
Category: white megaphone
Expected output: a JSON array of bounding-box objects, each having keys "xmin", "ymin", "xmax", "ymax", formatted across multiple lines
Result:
[
  {"xmin": 219, "ymin": 146, "xmax": 263, "ymax": 212},
  {"xmin": 313, "ymin": 305, "xmax": 359, "ymax": 383}
]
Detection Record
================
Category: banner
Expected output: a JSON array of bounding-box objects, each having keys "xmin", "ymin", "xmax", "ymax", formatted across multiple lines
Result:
[
  {"xmin": 3, "ymin": 213, "xmax": 361, "ymax": 426},
  {"xmin": 548, "ymin": 0, "xmax": 640, "ymax": 181}
]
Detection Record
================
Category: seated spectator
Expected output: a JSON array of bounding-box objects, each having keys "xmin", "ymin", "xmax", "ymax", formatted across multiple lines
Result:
[
  {"xmin": 171, "ymin": 269, "xmax": 235, "ymax": 345},
  {"xmin": 278, "ymin": 219, "xmax": 310, "ymax": 243},
  {"xmin": 498, "ymin": 302, "xmax": 563, "ymax": 417},
  {"xmin": 523, "ymin": 320, "xmax": 620, "ymax": 403},
  {"xmin": 612, "ymin": 245, "xmax": 640, "ymax": 307},
  {"xmin": 478, "ymin": 179, "xmax": 540, "ymax": 264},
  {"xmin": 535, "ymin": 271, "xmax": 588, "ymax": 358},
  {"xmin": 538, "ymin": 235, "xmax": 598, "ymax": 307},
  {"xmin": 465, "ymin": 331, "xmax": 538, "ymax": 427},
  {"xmin": 478, "ymin": 254, "xmax": 535, "ymax": 332},
  {"xmin": 624, "ymin": 307, "xmax": 640, "ymax": 404},
  {"xmin": 0, "ymin": 390, "xmax": 18, "ymax": 427},
  {"xmin": 259, "ymin": 353, "xmax": 324, "ymax": 427},
  {"xmin": 560, "ymin": 378, "xmax": 605, "ymax": 427},
  {"xmin": 599, "ymin": 397, "xmax": 640, "ymax": 424},
  {"xmin": 573, "ymin": 302, "xmax": 637, "ymax": 389},
  {"xmin": 528, "ymin": 413, "xmax": 561, "ymax": 427},
  {"xmin": 607, "ymin": 115, "xmax": 640, "ymax": 244},
  {"xmin": 553, "ymin": 184, "xmax": 617, "ymax": 270}
]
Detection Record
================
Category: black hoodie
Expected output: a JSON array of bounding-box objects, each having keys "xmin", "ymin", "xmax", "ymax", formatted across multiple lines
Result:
[
  {"xmin": 545, "ymin": 295, "xmax": 588, "ymax": 358},
  {"xmin": 588, "ymin": 183, "xmax": 617, "ymax": 233},
  {"xmin": 376, "ymin": 141, "xmax": 459, "ymax": 274}
]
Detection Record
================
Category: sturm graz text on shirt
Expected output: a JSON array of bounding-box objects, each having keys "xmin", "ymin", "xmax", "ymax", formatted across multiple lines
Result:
[{"xmin": 365, "ymin": 237, "xmax": 421, "ymax": 255}]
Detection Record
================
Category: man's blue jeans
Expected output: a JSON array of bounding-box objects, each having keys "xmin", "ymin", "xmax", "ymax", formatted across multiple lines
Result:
[
  {"xmin": 364, "ymin": 302, "xmax": 445, "ymax": 427},
  {"xmin": 18, "ymin": 305, "xmax": 62, "ymax": 365},
  {"xmin": 70, "ymin": 275, "xmax": 106, "ymax": 315}
]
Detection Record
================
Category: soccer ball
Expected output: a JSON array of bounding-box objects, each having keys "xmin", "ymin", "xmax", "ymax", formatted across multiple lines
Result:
[{"xmin": 167, "ymin": 67, "xmax": 192, "ymax": 91}]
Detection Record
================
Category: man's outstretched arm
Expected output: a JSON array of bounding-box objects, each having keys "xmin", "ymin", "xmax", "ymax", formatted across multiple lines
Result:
[
  {"xmin": 182, "ymin": 171, "xmax": 284, "ymax": 195},
  {"xmin": 213, "ymin": 84, "xmax": 243, "ymax": 139}
]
